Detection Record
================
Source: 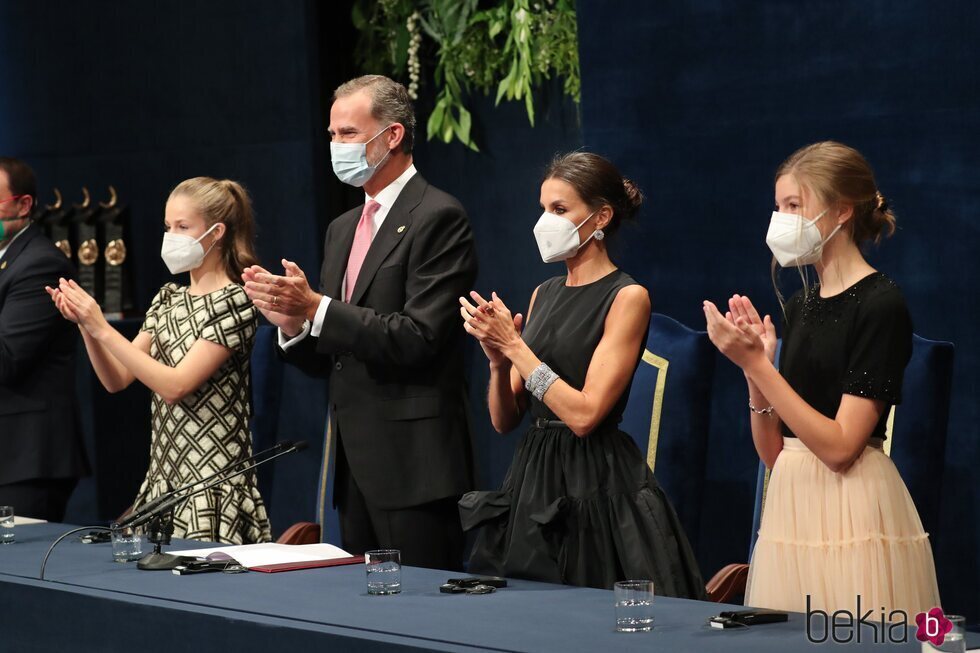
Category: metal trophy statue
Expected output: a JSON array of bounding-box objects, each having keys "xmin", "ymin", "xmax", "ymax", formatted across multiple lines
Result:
[
  {"xmin": 36, "ymin": 188, "xmax": 74, "ymax": 259},
  {"xmin": 96, "ymin": 186, "xmax": 133, "ymax": 319},
  {"xmin": 69, "ymin": 187, "xmax": 102, "ymax": 299}
]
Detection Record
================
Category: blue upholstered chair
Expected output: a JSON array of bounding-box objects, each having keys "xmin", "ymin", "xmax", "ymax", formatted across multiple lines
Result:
[
  {"xmin": 885, "ymin": 335, "xmax": 955, "ymax": 540},
  {"xmin": 724, "ymin": 334, "xmax": 955, "ymax": 603},
  {"xmin": 315, "ymin": 415, "xmax": 342, "ymax": 545},
  {"xmin": 620, "ymin": 313, "xmax": 716, "ymax": 555}
]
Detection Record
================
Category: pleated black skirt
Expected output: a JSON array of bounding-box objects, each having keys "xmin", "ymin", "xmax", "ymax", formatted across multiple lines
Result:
[{"xmin": 459, "ymin": 423, "xmax": 706, "ymax": 597}]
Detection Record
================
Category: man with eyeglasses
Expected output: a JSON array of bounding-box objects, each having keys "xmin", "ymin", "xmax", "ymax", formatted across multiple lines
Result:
[{"xmin": 0, "ymin": 157, "xmax": 88, "ymax": 521}]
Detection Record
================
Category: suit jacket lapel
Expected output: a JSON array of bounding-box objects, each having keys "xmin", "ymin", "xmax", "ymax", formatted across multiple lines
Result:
[
  {"xmin": 349, "ymin": 174, "xmax": 427, "ymax": 305},
  {"xmin": 0, "ymin": 223, "xmax": 39, "ymax": 276}
]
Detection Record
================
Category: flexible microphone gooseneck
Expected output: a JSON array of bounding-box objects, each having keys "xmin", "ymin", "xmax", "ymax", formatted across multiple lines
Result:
[
  {"xmin": 39, "ymin": 440, "xmax": 308, "ymax": 578},
  {"xmin": 134, "ymin": 440, "xmax": 309, "ymax": 570},
  {"xmin": 116, "ymin": 440, "xmax": 298, "ymax": 530}
]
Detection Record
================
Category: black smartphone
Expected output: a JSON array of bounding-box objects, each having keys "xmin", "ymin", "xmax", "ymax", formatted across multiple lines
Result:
[
  {"xmin": 718, "ymin": 609, "xmax": 788, "ymax": 625},
  {"xmin": 447, "ymin": 576, "xmax": 507, "ymax": 588},
  {"xmin": 78, "ymin": 531, "xmax": 112, "ymax": 544}
]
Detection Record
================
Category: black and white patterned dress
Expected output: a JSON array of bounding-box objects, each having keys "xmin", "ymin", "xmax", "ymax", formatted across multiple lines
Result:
[{"xmin": 135, "ymin": 282, "xmax": 271, "ymax": 544}]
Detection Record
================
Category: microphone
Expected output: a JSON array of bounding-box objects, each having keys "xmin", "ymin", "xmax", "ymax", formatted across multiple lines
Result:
[
  {"xmin": 116, "ymin": 440, "xmax": 296, "ymax": 529},
  {"xmin": 40, "ymin": 440, "xmax": 310, "ymax": 579},
  {"xmin": 127, "ymin": 440, "xmax": 308, "ymax": 531},
  {"xmin": 133, "ymin": 440, "xmax": 308, "ymax": 570}
]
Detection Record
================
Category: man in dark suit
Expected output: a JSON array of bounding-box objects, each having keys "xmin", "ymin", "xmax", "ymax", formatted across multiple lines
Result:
[
  {"xmin": 243, "ymin": 76, "xmax": 477, "ymax": 570},
  {"xmin": 0, "ymin": 157, "xmax": 88, "ymax": 521}
]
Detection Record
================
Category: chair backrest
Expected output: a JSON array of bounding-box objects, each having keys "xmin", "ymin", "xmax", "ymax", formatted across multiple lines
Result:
[
  {"xmin": 620, "ymin": 313, "xmax": 716, "ymax": 552},
  {"xmin": 883, "ymin": 335, "xmax": 955, "ymax": 540},
  {"xmin": 749, "ymin": 334, "xmax": 955, "ymax": 552},
  {"xmin": 316, "ymin": 414, "xmax": 342, "ymax": 545},
  {"xmin": 276, "ymin": 521, "xmax": 322, "ymax": 545}
]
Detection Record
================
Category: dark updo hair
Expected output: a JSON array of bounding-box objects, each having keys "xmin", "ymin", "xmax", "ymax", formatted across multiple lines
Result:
[
  {"xmin": 543, "ymin": 151, "xmax": 643, "ymax": 240},
  {"xmin": 776, "ymin": 141, "xmax": 896, "ymax": 245}
]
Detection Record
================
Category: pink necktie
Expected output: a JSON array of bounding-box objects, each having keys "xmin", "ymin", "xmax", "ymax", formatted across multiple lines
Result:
[{"xmin": 345, "ymin": 200, "xmax": 381, "ymax": 302}]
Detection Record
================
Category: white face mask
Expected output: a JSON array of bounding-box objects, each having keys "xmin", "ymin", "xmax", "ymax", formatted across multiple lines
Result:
[
  {"xmin": 532, "ymin": 210, "xmax": 598, "ymax": 263},
  {"xmin": 161, "ymin": 223, "xmax": 220, "ymax": 274},
  {"xmin": 765, "ymin": 209, "xmax": 841, "ymax": 267},
  {"xmin": 330, "ymin": 125, "xmax": 393, "ymax": 187}
]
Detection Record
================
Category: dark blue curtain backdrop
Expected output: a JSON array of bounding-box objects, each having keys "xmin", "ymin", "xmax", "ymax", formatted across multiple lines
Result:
[{"xmin": 576, "ymin": 0, "xmax": 980, "ymax": 616}]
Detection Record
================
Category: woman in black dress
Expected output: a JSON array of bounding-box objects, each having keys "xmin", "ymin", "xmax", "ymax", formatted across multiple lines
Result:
[
  {"xmin": 458, "ymin": 152, "xmax": 704, "ymax": 596},
  {"xmin": 703, "ymin": 141, "xmax": 940, "ymax": 616}
]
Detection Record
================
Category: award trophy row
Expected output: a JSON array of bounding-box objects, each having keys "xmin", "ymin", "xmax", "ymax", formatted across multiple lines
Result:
[{"xmin": 34, "ymin": 186, "xmax": 134, "ymax": 320}]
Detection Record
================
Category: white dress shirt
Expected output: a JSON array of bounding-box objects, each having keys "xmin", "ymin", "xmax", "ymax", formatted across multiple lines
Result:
[{"xmin": 279, "ymin": 164, "xmax": 417, "ymax": 350}]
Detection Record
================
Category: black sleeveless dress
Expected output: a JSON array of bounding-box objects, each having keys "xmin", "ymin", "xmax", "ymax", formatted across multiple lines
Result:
[{"xmin": 459, "ymin": 270, "xmax": 705, "ymax": 596}]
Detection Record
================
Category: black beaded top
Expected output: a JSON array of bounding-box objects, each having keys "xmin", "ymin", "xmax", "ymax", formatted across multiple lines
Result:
[{"xmin": 778, "ymin": 272, "xmax": 913, "ymax": 441}]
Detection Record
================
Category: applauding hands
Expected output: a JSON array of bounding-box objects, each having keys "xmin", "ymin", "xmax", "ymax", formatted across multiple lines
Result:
[
  {"xmin": 46, "ymin": 278, "xmax": 110, "ymax": 338},
  {"xmin": 459, "ymin": 291, "xmax": 523, "ymax": 367},
  {"xmin": 242, "ymin": 259, "xmax": 320, "ymax": 336},
  {"xmin": 703, "ymin": 294, "xmax": 776, "ymax": 372}
]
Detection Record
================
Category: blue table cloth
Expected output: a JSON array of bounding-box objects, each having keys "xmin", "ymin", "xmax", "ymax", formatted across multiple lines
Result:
[{"xmin": 0, "ymin": 523, "xmax": 966, "ymax": 652}]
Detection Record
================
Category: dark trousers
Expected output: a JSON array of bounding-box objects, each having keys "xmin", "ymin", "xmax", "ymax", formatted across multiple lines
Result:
[
  {"xmin": 0, "ymin": 478, "xmax": 77, "ymax": 522},
  {"xmin": 335, "ymin": 436, "xmax": 464, "ymax": 571}
]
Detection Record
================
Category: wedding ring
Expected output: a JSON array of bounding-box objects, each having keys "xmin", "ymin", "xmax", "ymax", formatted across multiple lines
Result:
[
  {"xmin": 272, "ymin": 295, "xmax": 279, "ymax": 306},
  {"xmin": 482, "ymin": 305, "xmax": 495, "ymax": 316}
]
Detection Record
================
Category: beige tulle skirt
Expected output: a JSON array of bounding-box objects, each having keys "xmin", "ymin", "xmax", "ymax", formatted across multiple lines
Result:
[{"xmin": 746, "ymin": 437, "xmax": 941, "ymax": 616}]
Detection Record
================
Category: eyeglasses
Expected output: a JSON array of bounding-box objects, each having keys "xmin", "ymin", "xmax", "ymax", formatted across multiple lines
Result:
[{"xmin": 0, "ymin": 195, "xmax": 26, "ymax": 205}]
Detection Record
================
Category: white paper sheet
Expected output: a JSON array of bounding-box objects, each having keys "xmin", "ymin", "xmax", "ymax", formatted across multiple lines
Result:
[{"xmin": 167, "ymin": 542, "xmax": 353, "ymax": 567}]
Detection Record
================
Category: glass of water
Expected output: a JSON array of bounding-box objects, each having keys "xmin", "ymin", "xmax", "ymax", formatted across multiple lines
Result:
[
  {"xmin": 614, "ymin": 580, "xmax": 655, "ymax": 632},
  {"xmin": 110, "ymin": 523, "xmax": 142, "ymax": 562},
  {"xmin": 365, "ymin": 549, "xmax": 401, "ymax": 595},
  {"xmin": 0, "ymin": 506, "xmax": 13, "ymax": 544},
  {"xmin": 924, "ymin": 614, "xmax": 966, "ymax": 653}
]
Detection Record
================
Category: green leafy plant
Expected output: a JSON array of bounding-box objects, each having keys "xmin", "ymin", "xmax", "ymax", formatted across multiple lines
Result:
[{"xmin": 350, "ymin": 0, "xmax": 580, "ymax": 151}]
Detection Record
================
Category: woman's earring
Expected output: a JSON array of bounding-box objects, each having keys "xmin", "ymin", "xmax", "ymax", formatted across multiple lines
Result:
[{"xmin": 594, "ymin": 229, "xmax": 605, "ymax": 241}]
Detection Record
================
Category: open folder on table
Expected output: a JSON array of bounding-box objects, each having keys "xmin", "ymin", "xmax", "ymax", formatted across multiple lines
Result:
[{"xmin": 168, "ymin": 542, "xmax": 364, "ymax": 573}]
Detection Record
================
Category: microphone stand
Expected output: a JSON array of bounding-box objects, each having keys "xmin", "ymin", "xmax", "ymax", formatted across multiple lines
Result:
[
  {"xmin": 136, "ymin": 442, "xmax": 307, "ymax": 571},
  {"xmin": 116, "ymin": 440, "xmax": 295, "ymax": 531},
  {"xmin": 137, "ymin": 512, "xmax": 181, "ymax": 571},
  {"xmin": 38, "ymin": 441, "xmax": 308, "ymax": 579}
]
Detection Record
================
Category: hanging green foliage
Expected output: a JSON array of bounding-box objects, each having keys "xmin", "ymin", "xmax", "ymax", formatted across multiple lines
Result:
[{"xmin": 350, "ymin": 0, "xmax": 580, "ymax": 151}]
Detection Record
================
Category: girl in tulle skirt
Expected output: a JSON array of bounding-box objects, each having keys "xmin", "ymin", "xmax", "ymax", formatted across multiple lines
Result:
[{"xmin": 703, "ymin": 141, "xmax": 940, "ymax": 616}]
